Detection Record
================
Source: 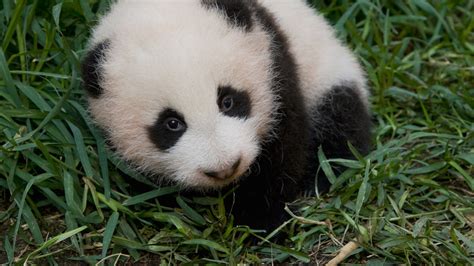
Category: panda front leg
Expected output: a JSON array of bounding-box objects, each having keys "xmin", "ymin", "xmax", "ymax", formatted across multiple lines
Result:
[
  {"xmin": 308, "ymin": 84, "xmax": 372, "ymax": 192},
  {"xmin": 229, "ymin": 112, "xmax": 311, "ymax": 232},
  {"xmin": 230, "ymin": 183, "xmax": 288, "ymax": 232}
]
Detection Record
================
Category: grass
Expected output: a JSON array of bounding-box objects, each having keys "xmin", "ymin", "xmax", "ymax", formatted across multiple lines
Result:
[{"xmin": 0, "ymin": 0, "xmax": 473, "ymax": 264}]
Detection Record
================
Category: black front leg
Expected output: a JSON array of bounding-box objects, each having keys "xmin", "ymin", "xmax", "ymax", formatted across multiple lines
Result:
[
  {"xmin": 229, "ymin": 97, "xmax": 312, "ymax": 231},
  {"xmin": 230, "ymin": 184, "xmax": 288, "ymax": 232}
]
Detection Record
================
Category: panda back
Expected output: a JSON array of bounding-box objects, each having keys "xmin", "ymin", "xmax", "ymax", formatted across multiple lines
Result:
[{"xmin": 259, "ymin": 0, "xmax": 369, "ymax": 111}]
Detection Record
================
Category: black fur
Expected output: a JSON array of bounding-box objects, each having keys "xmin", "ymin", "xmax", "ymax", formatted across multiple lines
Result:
[
  {"xmin": 227, "ymin": 2, "xmax": 312, "ymax": 231},
  {"xmin": 314, "ymin": 85, "xmax": 371, "ymax": 156},
  {"xmin": 202, "ymin": 0, "xmax": 253, "ymax": 31},
  {"xmin": 81, "ymin": 40, "xmax": 110, "ymax": 98},
  {"xmin": 217, "ymin": 85, "xmax": 251, "ymax": 119},
  {"xmin": 148, "ymin": 108, "xmax": 187, "ymax": 151},
  {"xmin": 306, "ymin": 85, "xmax": 372, "ymax": 192}
]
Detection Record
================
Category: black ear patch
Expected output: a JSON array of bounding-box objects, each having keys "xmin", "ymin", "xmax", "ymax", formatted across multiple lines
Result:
[
  {"xmin": 217, "ymin": 85, "xmax": 251, "ymax": 119},
  {"xmin": 202, "ymin": 0, "xmax": 253, "ymax": 31},
  {"xmin": 81, "ymin": 40, "xmax": 110, "ymax": 98},
  {"xmin": 148, "ymin": 108, "xmax": 187, "ymax": 151}
]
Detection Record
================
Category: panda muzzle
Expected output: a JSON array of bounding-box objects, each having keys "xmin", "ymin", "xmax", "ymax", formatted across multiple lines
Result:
[{"xmin": 204, "ymin": 158, "xmax": 242, "ymax": 180}]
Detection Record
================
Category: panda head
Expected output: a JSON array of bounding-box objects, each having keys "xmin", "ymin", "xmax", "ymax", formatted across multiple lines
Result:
[{"xmin": 81, "ymin": 1, "xmax": 277, "ymax": 189}]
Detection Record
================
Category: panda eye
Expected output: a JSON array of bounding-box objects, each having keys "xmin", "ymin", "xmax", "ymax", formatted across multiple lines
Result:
[
  {"xmin": 164, "ymin": 117, "xmax": 186, "ymax": 132},
  {"xmin": 220, "ymin": 95, "xmax": 234, "ymax": 112},
  {"xmin": 148, "ymin": 108, "xmax": 187, "ymax": 151},
  {"xmin": 217, "ymin": 86, "xmax": 251, "ymax": 119}
]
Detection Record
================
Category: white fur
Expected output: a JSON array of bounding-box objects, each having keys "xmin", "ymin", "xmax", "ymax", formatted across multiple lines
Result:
[{"xmin": 87, "ymin": 0, "xmax": 367, "ymax": 189}]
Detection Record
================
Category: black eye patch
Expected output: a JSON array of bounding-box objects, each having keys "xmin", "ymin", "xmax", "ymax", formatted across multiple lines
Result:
[
  {"xmin": 147, "ymin": 108, "xmax": 187, "ymax": 151},
  {"xmin": 217, "ymin": 86, "xmax": 251, "ymax": 119}
]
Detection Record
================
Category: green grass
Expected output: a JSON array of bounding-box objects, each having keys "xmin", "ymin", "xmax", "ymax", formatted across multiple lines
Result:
[{"xmin": 1, "ymin": 0, "xmax": 473, "ymax": 264}]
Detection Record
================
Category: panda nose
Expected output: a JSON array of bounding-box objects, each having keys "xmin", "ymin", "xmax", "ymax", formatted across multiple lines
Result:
[{"xmin": 204, "ymin": 158, "xmax": 241, "ymax": 180}]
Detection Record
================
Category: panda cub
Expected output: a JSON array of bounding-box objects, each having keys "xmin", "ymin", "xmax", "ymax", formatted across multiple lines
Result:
[{"xmin": 82, "ymin": 0, "xmax": 371, "ymax": 231}]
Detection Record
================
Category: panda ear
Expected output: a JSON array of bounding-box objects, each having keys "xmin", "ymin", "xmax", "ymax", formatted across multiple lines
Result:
[
  {"xmin": 202, "ymin": 0, "xmax": 253, "ymax": 31},
  {"xmin": 81, "ymin": 40, "xmax": 110, "ymax": 98}
]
